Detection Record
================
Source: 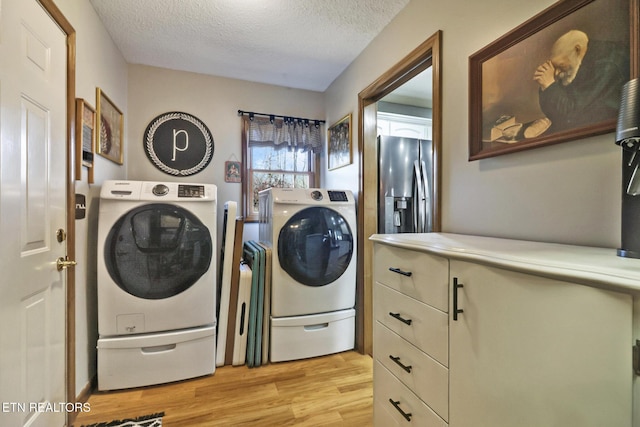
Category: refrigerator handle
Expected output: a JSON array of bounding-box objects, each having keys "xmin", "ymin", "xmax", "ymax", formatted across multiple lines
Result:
[
  {"xmin": 413, "ymin": 160, "xmax": 426, "ymax": 232},
  {"xmin": 420, "ymin": 160, "xmax": 430, "ymax": 232}
]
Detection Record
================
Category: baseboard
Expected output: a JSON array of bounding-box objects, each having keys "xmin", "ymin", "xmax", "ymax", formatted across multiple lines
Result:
[
  {"xmin": 67, "ymin": 376, "xmax": 95, "ymax": 426},
  {"xmin": 75, "ymin": 375, "xmax": 96, "ymax": 403}
]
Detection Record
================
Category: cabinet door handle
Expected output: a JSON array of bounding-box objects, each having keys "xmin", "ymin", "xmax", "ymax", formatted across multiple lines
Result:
[
  {"xmin": 389, "ymin": 355, "xmax": 412, "ymax": 373},
  {"xmin": 389, "ymin": 399, "xmax": 412, "ymax": 422},
  {"xmin": 389, "ymin": 267, "xmax": 412, "ymax": 277},
  {"xmin": 389, "ymin": 312, "xmax": 412, "ymax": 325},
  {"xmin": 453, "ymin": 277, "xmax": 464, "ymax": 321}
]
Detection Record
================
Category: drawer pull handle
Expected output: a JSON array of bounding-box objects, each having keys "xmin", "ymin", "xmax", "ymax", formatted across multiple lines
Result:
[
  {"xmin": 389, "ymin": 267, "xmax": 412, "ymax": 277},
  {"xmin": 389, "ymin": 355, "xmax": 412, "ymax": 373},
  {"xmin": 389, "ymin": 399, "xmax": 412, "ymax": 422},
  {"xmin": 453, "ymin": 277, "xmax": 464, "ymax": 321},
  {"xmin": 389, "ymin": 312, "xmax": 412, "ymax": 325}
]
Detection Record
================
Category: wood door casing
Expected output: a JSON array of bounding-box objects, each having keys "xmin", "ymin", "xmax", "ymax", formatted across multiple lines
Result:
[{"xmin": 357, "ymin": 31, "xmax": 443, "ymax": 355}]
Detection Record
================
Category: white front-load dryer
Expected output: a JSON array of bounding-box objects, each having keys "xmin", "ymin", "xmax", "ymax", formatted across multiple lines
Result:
[
  {"xmin": 97, "ymin": 180, "xmax": 217, "ymax": 390},
  {"xmin": 259, "ymin": 188, "xmax": 357, "ymax": 362},
  {"xmin": 260, "ymin": 187, "xmax": 357, "ymax": 317}
]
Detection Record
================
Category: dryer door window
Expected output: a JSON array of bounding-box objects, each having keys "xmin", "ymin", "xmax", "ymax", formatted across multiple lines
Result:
[
  {"xmin": 278, "ymin": 207, "xmax": 353, "ymax": 287},
  {"xmin": 105, "ymin": 203, "xmax": 212, "ymax": 299}
]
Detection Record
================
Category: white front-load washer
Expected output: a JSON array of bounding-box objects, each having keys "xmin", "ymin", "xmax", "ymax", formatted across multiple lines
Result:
[
  {"xmin": 259, "ymin": 187, "xmax": 357, "ymax": 362},
  {"xmin": 97, "ymin": 180, "xmax": 217, "ymax": 390}
]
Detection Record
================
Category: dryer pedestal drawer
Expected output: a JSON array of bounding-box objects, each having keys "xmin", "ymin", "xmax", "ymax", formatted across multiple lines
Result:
[
  {"xmin": 97, "ymin": 325, "xmax": 215, "ymax": 391},
  {"xmin": 270, "ymin": 309, "xmax": 355, "ymax": 362}
]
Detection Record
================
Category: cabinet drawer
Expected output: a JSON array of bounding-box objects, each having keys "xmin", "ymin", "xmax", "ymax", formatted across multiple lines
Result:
[
  {"xmin": 374, "ymin": 398, "xmax": 404, "ymax": 427},
  {"xmin": 374, "ymin": 282, "xmax": 448, "ymax": 366},
  {"xmin": 374, "ymin": 360, "xmax": 447, "ymax": 427},
  {"xmin": 374, "ymin": 243, "xmax": 448, "ymax": 311},
  {"xmin": 374, "ymin": 321, "xmax": 448, "ymax": 421}
]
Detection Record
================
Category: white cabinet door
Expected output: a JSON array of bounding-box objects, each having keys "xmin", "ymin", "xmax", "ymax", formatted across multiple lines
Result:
[
  {"xmin": 388, "ymin": 121, "xmax": 427, "ymax": 139},
  {"xmin": 449, "ymin": 260, "xmax": 633, "ymax": 427},
  {"xmin": 377, "ymin": 113, "xmax": 432, "ymax": 139}
]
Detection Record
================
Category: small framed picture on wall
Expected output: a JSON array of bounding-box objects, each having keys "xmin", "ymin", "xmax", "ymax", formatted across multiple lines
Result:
[
  {"xmin": 328, "ymin": 113, "xmax": 352, "ymax": 170},
  {"xmin": 96, "ymin": 87, "xmax": 124, "ymax": 165},
  {"xmin": 75, "ymin": 98, "xmax": 95, "ymax": 183},
  {"xmin": 225, "ymin": 160, "xmax": 241, "ymax": 183}
]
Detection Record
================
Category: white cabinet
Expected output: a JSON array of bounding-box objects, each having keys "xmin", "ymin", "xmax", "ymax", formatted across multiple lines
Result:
[
  {"xmin": 377, "ymin": 112, "xmax": 432, "ymax": 139},
  {"xmin": 373, "ymin": 244, "xmax": 449, "ymax": 425},
  {"xmin": 371, "ymin": 233, "xmax": 638, "ymax": 427},
  {"xmin": 449, "ymin": 260, "xmax": 632, "ymax": 427}
]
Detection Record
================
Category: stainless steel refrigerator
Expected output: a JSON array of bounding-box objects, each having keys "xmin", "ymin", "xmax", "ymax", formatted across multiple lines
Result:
[{"xmin": 377, "ymin": 135, "xmax": 433, "ymax": 234}]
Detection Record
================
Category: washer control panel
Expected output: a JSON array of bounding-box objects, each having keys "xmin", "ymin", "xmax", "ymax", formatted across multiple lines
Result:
[
  {"xmin": 152, "ymin": 184, "xmax": 169, "ymax": 196},
  {"xmin": 101, "ymin": 180, "xmax": 215, "ymax": 202},
  {"xmin": 150, "ymin": 183, "xmax": 205, "ymax": 198},
  {"xmin": 178, "ymin": 184, "xmax": 206, "ymax": 198}
]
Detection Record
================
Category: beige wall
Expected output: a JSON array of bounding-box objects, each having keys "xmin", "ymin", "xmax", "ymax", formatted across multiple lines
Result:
[
  {"xmin": 126, "ymin": 64, "xmax": 325, "ymax": 246},
  {"xmin": 324, "ymin": 0, "xmax": 622, "ymax": 248},
  {"xmin": 56, "ymin": 0, "xmax": 630, "ymax": 400}
]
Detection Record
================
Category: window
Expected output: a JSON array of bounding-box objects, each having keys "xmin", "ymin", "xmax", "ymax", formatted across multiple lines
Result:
[{"xmin": 241, "ymin": 116, "xmax": 322, "ymax": 221}]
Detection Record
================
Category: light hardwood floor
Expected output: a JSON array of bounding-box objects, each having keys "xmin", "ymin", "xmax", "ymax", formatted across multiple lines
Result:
[{"xmin": 73, "ymin": 351, "xmax": 373, "ymax": 426}]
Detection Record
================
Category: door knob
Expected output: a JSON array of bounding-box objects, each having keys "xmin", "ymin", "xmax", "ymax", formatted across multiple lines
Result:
[{"xmin": 56, "ymin": 256, "xmax": 77, "ymax": 271}]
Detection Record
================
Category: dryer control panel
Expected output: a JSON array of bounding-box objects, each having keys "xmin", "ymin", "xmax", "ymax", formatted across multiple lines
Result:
[
  {"xmin": 265, "ymin": 188, "xmax": 353, "ymax": 205},
  {"xmin": 328, "ymin": 191, "xmax": 349, "ymax": 202},
  {"xmin": 310, "ymin": 190, "xmax": 323, "ymax": 201}
]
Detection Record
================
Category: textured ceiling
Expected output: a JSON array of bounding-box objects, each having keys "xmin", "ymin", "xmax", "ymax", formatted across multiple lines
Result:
[{"xmin": 89, "ymin": 0, "xmax": 411, "ymax": 92}]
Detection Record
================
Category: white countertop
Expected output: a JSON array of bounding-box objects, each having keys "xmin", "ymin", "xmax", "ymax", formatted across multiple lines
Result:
[{"xmin": 369, "ymin": 233, "xmax": 640, "ymax": 295}]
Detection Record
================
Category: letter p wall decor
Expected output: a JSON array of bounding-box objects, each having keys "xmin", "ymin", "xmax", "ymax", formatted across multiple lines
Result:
[{"xmin": 144, "ymin": 112, "xmax": 214, "ymax": 176}]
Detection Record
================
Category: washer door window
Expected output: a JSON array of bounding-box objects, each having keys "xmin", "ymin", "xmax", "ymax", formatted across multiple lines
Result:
[
  {"xmin": 278, "ymin": 207, "xmax": 354, "ymax": 287},
  {"xmin": 105, "ymin": 203, "xmax": 212, "ymax": 299}
]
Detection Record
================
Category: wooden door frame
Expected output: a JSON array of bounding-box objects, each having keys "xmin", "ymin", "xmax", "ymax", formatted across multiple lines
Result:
[
  {"xmin": 37, "ymin": 0, "xmax": 77, "ymax": 416},
  {"xmin": 356, "ymin": 31, "xmax": 442, "ymax": 355}
]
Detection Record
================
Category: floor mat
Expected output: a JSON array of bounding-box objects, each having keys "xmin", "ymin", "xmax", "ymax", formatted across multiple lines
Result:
[{"xmin": 80, "ymin": 412, "xmax": 164, "ymax": 427}]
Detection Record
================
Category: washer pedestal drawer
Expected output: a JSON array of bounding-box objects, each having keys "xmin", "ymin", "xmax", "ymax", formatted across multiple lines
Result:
[{"xmin": 97, "ymin": 325, "xmax": 215, "ymax": 391}]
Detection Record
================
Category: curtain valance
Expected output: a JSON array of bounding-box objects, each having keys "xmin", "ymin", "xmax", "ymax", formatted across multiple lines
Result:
[{"xmin": 243, "ymin": 115, "xmax": 324, "ymax": 153}]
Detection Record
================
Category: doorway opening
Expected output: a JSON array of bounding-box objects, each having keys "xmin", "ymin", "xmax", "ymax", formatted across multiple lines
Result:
[
  {"xmin": 377, "ymin": 67, "xmax": 434, "ymax": 235},
  {"xmin": 356, "ymin": 31, "xmax": 442, "ymax": 355}
]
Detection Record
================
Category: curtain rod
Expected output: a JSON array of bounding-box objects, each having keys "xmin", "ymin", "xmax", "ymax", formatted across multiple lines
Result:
[{"xmin": 237, "ymin": 110, "xmax": 325, "ymax": 124}]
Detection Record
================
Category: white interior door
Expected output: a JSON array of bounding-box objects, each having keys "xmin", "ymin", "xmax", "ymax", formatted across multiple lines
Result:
[{"xmin": 0, "ymin": 0, "xmax": 68, "ymax": 426}]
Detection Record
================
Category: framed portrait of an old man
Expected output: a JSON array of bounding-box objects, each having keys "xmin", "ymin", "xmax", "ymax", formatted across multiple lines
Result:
[{"xmin": 469, "ymin": 0, "xmax": 638, "ymax": 160}]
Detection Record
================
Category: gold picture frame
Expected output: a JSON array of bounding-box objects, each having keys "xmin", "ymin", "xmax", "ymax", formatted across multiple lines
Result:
[
  {"xmin": 96, "ymin": 88, "xmax": 124, "ymax": 165},
  {"xmin": 328, "ymin": 113, "xmax": 352, "ymax": 170},
  {"xmin": 75, "ymin": 98, "xmax": 95, "ymax": 183}
]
